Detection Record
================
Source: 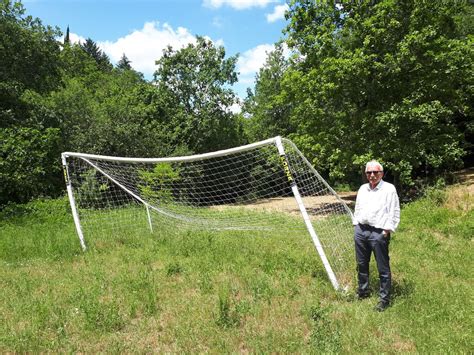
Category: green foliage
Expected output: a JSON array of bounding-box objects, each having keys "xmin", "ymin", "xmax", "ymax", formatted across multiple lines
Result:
[
  {"xmin": 3, "ymin": 2, "xmax": 235, "ymax": 206},
  {"xmin": 154, "ymin": 36, "xmax": 243, "ymax": 153},
  {"xmin": 79, "ymin": 38, "xmax": 113, "ymax": 72},
  {"xmin": 138, "ymin": 163, "xmax": 180, "ymax": 202},
  {"xmin": 0, "ymin": 0, "xmax": 62, "ymax": 96},
  {"xmin": 0, "ymin": 1, "xmax": 62, "ymax": 205},
  {"xmin": 421, "ymin": 178, "xmax": 448, "ymax": 206},
  {"xmin": 0, "ymin": 127, "xmax": 62, "ymax": 205},
  {"xmin": 2, "ymin": 0, "xmax": 472, "ymax": 208},
  {"xmin": 75, "ymin": 169, "xmax": 109, "ymax": 209},
  {"xmin": 116, "ymin": 53, "xmax": 132, "ymax": 70},
  {"xmin": 216, "ymin": 285, "xmax": 241, "ymax": 328},
  {"xmin": 308, "ymin": 303, "xmax": 341, "ymax": 352},
  {"xmin": 275, "ymin": 0, "xmax": 473, "ymax": 189},
  {"xmin": 165, "ymin": 262, "xmax": 183, "ymax": 277},
  {"xmin": 374, "ymin": 100, "xmax": 465, "ymax": 187},
  {"xmin": 243, "ymin": 42, "xmax": 293, "ymax": 141},
  {"xmin": 0, "ymin": 196, "xmax": 69, "ymax": 223}
]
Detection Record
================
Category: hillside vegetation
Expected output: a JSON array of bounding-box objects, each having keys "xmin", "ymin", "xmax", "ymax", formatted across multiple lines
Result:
[
  {"xmin": 2, "ymin": 0, "xmax": 473, "ymax": 206},
  {"xmin": 0, "ymin": 179, "xmax": 472, "ymax": 352}
]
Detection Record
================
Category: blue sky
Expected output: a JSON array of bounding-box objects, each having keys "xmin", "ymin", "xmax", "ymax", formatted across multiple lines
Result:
[{"xmin": 24, "ymin": 0, "xmax": 290, "ymax": 102}]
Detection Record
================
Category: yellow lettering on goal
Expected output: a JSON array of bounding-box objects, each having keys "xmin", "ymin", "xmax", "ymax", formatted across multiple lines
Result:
[{"xmin": 280, "ymin": 155, "xmax": 293, "ymax": 183}]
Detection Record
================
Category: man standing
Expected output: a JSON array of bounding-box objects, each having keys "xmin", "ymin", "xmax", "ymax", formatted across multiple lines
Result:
[{"xmin": 353, "ymin": 160, "xmax": 400, "ymax": 311}]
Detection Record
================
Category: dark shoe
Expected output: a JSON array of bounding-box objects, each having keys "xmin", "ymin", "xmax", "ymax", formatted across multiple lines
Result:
[
  {"xmin": 374, "ymin": 301, "xmax": 389, "ymax": 312},
  {"xmin": 357, "ymin": 293, "xmax": 370, "ymax": 300}
]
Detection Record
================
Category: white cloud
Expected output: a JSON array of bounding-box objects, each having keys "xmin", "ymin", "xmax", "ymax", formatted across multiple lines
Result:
[
  {"xmin": 213, "ymin": 38, "xmax": 225, "ymax": 48},
  {"xmin": 238, "ymin": 43, "xmax": 290, "ymax": 76},
  {"xmin": 203, "ymin": 0, "xmax": 275, "ymax": 10},
  {"xmin": 234, "ymin": 43, "xmax": 290, "ymax": 98},
  {"xmin": 266, "ymin": 4, "xmax": 288, "ymax": 23},
  {"xmin": 98, "ymin": 22, "xmax": 198, "ymax": 79},
  {"xmin": 68, "ymin": 32, "xmax": 86, "ymax": 45},
  {"xmin": 237, "ymin": 44, "xmax": 275, "ymax": 80},
  {"xmin": 228, "ymin": 101, "xmax": 242, "ymax": 114},
  {"xmin": 72, "ymin": 20, "xmax": 291, "ymax": 103}
]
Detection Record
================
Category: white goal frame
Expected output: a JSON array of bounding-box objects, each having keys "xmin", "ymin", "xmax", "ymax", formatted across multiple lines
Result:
[{"xmin": 62, "ymin": 136, "xmax": 354, "ymax": 291}]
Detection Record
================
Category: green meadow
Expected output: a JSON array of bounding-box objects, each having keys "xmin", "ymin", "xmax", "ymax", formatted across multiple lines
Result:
[{"xmin": 0, "ymin": 184, "xmax": 472, "ymax": 353}]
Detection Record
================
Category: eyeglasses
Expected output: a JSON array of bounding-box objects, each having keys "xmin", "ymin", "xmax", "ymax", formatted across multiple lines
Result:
[{"xmin": 366, "ymin": 171, "xmax": 382, "ymax": 175}]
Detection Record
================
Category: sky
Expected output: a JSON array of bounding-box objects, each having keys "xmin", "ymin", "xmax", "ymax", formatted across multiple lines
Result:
[{"xmin": 23, "ymin": 0, "xmax": 290, "ymax": 104}]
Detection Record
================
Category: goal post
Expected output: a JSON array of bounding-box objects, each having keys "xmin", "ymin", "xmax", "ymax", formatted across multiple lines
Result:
[
  {"xmin": 62, "ymin": 136, "xmax": 355, "ymax": 291},
  {"xmin": 275, "ymin": 137, "xmax": 340, "ymax": 290},
  {"xmin": 62, "ymin": 154, "xmax": 86, "ymax": 251}
]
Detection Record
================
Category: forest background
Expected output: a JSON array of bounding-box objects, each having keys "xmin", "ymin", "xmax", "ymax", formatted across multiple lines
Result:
[{"xmin": 1, "ymin": 0, "xmax": 473, "ymax": 206}]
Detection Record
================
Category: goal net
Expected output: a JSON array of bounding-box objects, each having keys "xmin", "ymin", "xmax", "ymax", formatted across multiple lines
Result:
[{"xmin": 62, "ymin": 136, "xmax": 355, "ymax": 291}]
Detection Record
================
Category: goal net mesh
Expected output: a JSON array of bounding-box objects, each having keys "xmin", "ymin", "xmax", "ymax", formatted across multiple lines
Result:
[{"xmin": 63, "ymin": 137, "xmax": 355, "ymax": 290}]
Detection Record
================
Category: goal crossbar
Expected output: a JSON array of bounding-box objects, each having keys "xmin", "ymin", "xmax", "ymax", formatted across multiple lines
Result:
[{"xmin": 62, "ymin": 137, "xmax": 277, "ymax": 163}]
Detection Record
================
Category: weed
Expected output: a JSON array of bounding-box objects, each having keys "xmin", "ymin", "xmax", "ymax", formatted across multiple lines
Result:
[
  {"xmin": 215, "ymin": 286, "xmax": 240, "ymax": 328},
  {"xmin": 166, "ymin": 262, "xmax": 183, "ymax": 276},
  {"xmin": 308, "ymin": 303, "xmax": 341, "ymax": 353}
]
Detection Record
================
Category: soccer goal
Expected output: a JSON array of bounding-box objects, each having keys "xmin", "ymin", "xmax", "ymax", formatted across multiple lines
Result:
[{"xmin": 62, "ymin": 136, "xmax": 354, "ymax": 291}]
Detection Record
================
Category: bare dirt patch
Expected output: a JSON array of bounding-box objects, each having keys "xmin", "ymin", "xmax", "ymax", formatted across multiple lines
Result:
[
  {"xmin": 212, "ymin": 192, "xmax": 356, "ymax": 217},
  {"xmin": 445, "ymin": 167, "xmax": 474, "ymax": 212},
  {"xmin": 453, "ymin": 167, "xmax": 474, "ymax": 185}
]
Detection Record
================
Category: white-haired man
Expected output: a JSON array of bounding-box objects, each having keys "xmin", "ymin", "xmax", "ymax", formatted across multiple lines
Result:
[{"xmin": 353, "ymin": 160, "xmax": 400, "ymax": 311}]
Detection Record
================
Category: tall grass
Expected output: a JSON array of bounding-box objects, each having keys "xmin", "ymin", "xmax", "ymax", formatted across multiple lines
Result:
[{"xmin": 0, "ymin": 185, "xmax": 472, "ymax": 352}]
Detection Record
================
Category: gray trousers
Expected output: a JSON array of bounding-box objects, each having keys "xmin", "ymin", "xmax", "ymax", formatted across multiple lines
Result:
[{"xmin": 354, "ymin": 223, "xmax": 391, "ymax": 303}]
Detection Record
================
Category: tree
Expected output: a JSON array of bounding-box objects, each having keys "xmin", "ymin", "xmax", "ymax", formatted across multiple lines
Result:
[
  {"xmin": 80, "ymin": 37, "xmax": 112, "ymax": 72},
  {"xmin": 64, "ymin": 25, "xmax": 70, "ymax": 45},
  {"xmin": 153, "ymin": 36, "xmax": 243, "ymax": 153},
  {"xmin": 117, "ymin": 53, "xmax": 132, "ymax": 70},
  {"xmin": 48, "ymin": 57, "xmax": 153, "ymax": 156},
  {"xmin": 1, "ymin": 1, "xmax": 182, "ymax": 205},
  {"xmin": 0, "ymin": 0, "xmax": 64, "ymax": 205},
  {"xmin": 0, "ymin": 127, "xmax": 62, "ymax": 205},
  {"xmin": 0, "ymin": 0, "xmax": 62, "ymax": 127},
  {"xmin": 243, "ymin": 43, "xmax": 294, "ymax": 142},
  {"xmin": 282, "ymin": 0, "xmax": 473, "ymax": 190}
]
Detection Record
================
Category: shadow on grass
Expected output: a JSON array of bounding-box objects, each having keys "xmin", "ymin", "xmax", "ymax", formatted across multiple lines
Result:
[
  {"xmin": 391, "ymin": 277, "xmax": 415, "ymax": 300},
  {"xmin": 347, "ymin": 273, "xmax": 414, "ymax": 301}
]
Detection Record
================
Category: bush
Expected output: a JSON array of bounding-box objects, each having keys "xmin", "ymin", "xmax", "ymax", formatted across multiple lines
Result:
[{"xmin": 0, "ymin": 127, "xmax": 62, "ymax": 205}]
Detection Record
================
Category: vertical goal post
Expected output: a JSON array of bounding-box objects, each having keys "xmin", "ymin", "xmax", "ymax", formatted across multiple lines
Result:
[
  {"xmin": 275, "ymin": 137, "xmax": 340, "ymax": 291},
  {"xmin": 62, "ymin": 136, "xmax": 355, "ymax": 291}
]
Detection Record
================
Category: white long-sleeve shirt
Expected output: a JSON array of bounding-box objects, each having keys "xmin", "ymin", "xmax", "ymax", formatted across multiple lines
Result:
[{"xmin": 353, "ymin": 180, "xmax": 400, "ymax": 232}]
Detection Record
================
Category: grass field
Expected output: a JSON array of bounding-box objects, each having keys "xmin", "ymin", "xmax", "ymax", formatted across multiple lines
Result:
[{"xmin": 0, "ymin": 182, "xmax": 472, "ymax": 352}]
